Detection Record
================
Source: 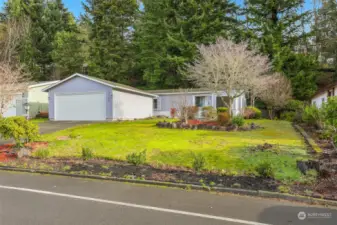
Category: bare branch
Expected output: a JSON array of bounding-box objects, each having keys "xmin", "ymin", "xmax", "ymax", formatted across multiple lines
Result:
[
  {"xmin": 185, "ymin": 38, "xmax": 271, "ymax": 116},
  {"xmin": 259, "ymin": 73, "xmax": 292, "ymax": 119},
  {"xmin": 0, "ymin": 63, "xmax": 29, "ymax": 117}
]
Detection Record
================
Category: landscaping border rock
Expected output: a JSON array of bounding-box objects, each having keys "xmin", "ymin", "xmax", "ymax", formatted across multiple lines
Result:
[
  {"xmin": 293, "ymin": 124, "xmax": 322, "ymax": 153},
  {"xmin": 0, "ymin": 166, "xmax": 336, "ymax": 207},
  {"xmin": 156, "ymin": 121, "xmax": 263, "ymax": 132}
]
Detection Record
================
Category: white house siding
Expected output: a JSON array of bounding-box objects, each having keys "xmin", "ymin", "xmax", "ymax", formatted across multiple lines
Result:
[
  {"xmin": 153, "ymin": 92, "xmax": 246, "ymax": 117},
  {"xmin": 311, "ymin": 92, "xmax": 328, "ymax": 108},
  {"xmin": 27, "ymin": 84, "xmax": 52, "ymax": 118},
  {"xmin": 28, "ymin": 85, "xmax": 50, "ymax": 103},
  {"xmin": 112, "ymin": 89, "xmax": 153, "ymax": 120},
  {"xmin": 2, "ymin": 94, "xmax": 22, "ymax": 117}
]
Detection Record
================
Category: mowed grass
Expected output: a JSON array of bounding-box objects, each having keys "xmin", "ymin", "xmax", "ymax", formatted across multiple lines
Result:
[{"xmin": 41, "ymin": 119, "xmax": 309, "ymax": 181}]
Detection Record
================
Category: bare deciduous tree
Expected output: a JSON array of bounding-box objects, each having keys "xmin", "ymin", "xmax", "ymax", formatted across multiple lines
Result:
[
  {"xmin": 259, "ymin": 73, "xmax": 292, "ymax": 119},
  {"xmin": 185, "ymin": 38, "xmax": 270, "ymax": 116},
  {"xmin": 0, "ymin": 16, "xmax": 31, "ymax": 117},
  {"xmin": 249, "ymin": 75, "xmax": 274, "ymax": 107},
  {"xmin": 0, "ymin": 17, "xmax": 30, "ymax": 64},
  {"xmin": 0, "ymin": 63, "xmax": 29, "ymax": 117},
  {"xmin": 172, "ymin": 89, "xmax": 195, "ymax": 124}
]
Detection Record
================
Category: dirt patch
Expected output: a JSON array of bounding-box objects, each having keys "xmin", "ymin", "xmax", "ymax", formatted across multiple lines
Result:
[
  {"xmin": 0, "ymin": 142, "xmax": 49, "ymax": 161},
  {"xmin": 1, "ymin": 158, "xmax": 279, "ymax": 192}
]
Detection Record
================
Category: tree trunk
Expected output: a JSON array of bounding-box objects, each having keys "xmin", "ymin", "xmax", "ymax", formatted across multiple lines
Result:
[
  {"xmin": 228, "ymin": 98, "xmax": 233, "ymax": 117},
  {"xmin": 268, "ymin": 108, "xmax": 274, "ymax": 120}
]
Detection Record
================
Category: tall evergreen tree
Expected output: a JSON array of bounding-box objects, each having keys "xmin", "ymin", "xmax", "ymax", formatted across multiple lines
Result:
[
  {"xmin": 245, "ymin": 0, "xmax": 318, "ymax": 100},
  {"xmin": 134, "ymin": 0, "xmax": 240, "ymax": 88},
  {"xmin": 314, "ymin": 0, "xmax": 337, "ymax": 75},
  {"xmin": 3, "ymin": 0, "xmax": 76, "ymax": 81},
  {"xmin": 82, "ymin": 0, "xmax": 138, "ymax": 82}
]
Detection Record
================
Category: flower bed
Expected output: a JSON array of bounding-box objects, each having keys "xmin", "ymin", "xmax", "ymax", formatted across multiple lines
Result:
[
  {"xmin": 0, "ymin": 142, "xmax": 48, "ymax": 161},
  {"xmin": 156, "ymin": 120, "xmax": 263, "ymax": 132}
]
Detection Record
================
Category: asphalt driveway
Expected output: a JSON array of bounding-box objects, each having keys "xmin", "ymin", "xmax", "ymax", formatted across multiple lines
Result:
[{"xmin": 0, "ymin": 121, "xmax": 90, "ymax": 145}]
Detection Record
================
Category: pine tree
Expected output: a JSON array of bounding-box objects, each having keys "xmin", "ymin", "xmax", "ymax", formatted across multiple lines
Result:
[
  {"xmin": 82, "ymin": 0, "xmax": 138, "ymax": 82},
  {"xmin": 245, "ymin": 0, "xmax": 318, "ymax": 100},
  {"xmin": 3, "ymin": 0, "xmax": 76, "ymax": 81},
  {"xmin": 135, "ymin": 0, "xmax": 239, "ymax": 88},
  {"xmin": 314, "ymin": 0, "xmax": 337, "ymax": 74}
]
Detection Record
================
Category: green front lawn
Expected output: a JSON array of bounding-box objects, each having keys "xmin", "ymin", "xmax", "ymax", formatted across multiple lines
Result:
[{"xmin": 40, "ymin": 119, "xmax": 310, "ymax": 181}]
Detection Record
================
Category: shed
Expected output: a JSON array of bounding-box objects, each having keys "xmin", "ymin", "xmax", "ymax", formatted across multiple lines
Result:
[{"xmin": 43, "ymin": 73, "xmax": 157, "ymax": 121}]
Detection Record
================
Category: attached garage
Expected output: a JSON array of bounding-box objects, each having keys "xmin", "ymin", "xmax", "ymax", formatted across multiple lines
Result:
[{"xmin": 43, "ymin": 73, "xmax": 157, "ymax": 121}]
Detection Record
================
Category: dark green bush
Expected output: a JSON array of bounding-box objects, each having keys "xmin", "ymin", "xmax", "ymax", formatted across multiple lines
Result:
[
  {"xmin": 192, "ymin": 153, "xmax": 206, "ymax": 172},
  {"xmin": 0, "ymin": 117, "xmax": 39, "ymax": 146},
  {"xmin": 255, "ymin": 161, "xmax": 275, "ymax": 178},
  {"xmin": 35, "ymin": 149, "xmax": 50, "ymax": 159},
  {"xmin": 126, "ymin": 150, "xmax": 147, "ymax": 166},
  {"xmin": 243, "ymin": 106, "xmax": 262, "ymax": 119},
  {"xmin": 231, "ymin": 115, "xmax": 245, "ymax": 127},
  {"xmin": 280, "ymin": 111, "xmax": 296, "ymax": 122},
  {"xmin": 217, "ymin": 107, "xmax": 228, "ymax": 113},
  {"xmin": 82, "ymin": 147, "xmax": 94, "ymax": 160},
  {"xmin": 285, "ymin": 100, "xmax": 304, "ymax": 111}
]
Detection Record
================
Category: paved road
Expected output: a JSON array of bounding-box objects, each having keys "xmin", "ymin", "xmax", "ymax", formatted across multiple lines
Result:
[
  {"xmin": 0, "ymin": 171, "xmax": 335, "ymax": 225},
  {"xmin": 0, "ymin": 121, "xmax": 89, "ymax": 145}
]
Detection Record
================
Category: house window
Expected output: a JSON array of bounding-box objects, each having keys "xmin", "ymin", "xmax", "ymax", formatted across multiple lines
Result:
[
  {"xmin": 322, "ymin": 97, "xmax": 325, "ymax": 103},
  {"xmin": 312, "ymin": 101, "xmax": 316, "ymax": 107},
  {"xmin": 328, "ymin": 88, "xmax": 335, "ymax": 97},
  {"xmin": 195, "ymin": 96, "xmax": 207, "ymax": 107},
  {"xmin": 153, "ymin": 99, "xmax": 158, "ymax": 110}
]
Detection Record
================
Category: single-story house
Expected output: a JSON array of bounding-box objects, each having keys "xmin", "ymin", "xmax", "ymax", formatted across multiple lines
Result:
[
  {"xmin": 43, "ymin": 73, "xmax": 157, "ymax": 121},
  {"xmin": 3, "ymin": 81, "xmax": 59, "ymax": 118},
  {"xmin": 311, "ymin": 83, "xmax": 337, "ymax": 108},
  {"xmin": 147, "ymin": 89, "xmax": 246, "ymax": 118}
]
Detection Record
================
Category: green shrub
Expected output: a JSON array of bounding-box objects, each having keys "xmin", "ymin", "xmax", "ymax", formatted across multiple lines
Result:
[
  {"xmin": 231, "ymin": 115, "xmax": 245, "ymax": 127},
  {"xmin": 278, "ymin": 185, "xmax": 291, "ymax": 193},
  {"xmin": 243, "ymin": 106, "xmax": 262, "ymax": 119},
  {"xmin": 35, "ymin": 149, "xmax": 50, "ymax": 159},
  {"xmin": 217, "ymin": 107, "xmax": 228, "ymax": 113},
  {"xmin": 302, "ymin": 105, "xmax": 324, "ymax": 129},
  {"xmin": 322, "ymin": 96, "xmax": 337, "ymax": 129},
  {"xmin": 82, "ymin": 147, "xmax": 94, "ymax": 160},
  {"xmin": 202, "ymin": 106, "xmax": 217, "ymax": 120},
  {"xmin": 0, "ymin": 117, "xmax": 39, "ymax": 146},
  {"xmin": 217, "ymin": 112, "xmax": 230, "ymax": 126},
  {"xmin": 126, "ymin": 150, "xmax": 147, "ymax": 166},
  {"xmin": 280, "ymin": 111, "xmax": 296, "ymax": 122},
  {"xmin": 192, "ymin": 153, "xmax": 206, "ymax": 172},
  {"xmin": 255, "ymin": 161, "xmax": 275, "ymax": 178},
  {"xmin": 285, "ymin": 100, "xmax": 304, "ymax": 111}
]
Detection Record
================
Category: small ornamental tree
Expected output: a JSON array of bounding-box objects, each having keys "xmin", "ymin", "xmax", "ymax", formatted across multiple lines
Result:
[
  {"xmin": 0, "ymin": 63, "xmax": 29, "ymax": 117},
  {"xmin": 172, "ymin": 89, "xmax": 196, "ymax": 123},
  {"xmin": 259, "ymin": 73, "xmax": 292, "ymax": 119},
  {"xmin": 185, "ymin": 38, "xmax": 270, "ymax": 117}
]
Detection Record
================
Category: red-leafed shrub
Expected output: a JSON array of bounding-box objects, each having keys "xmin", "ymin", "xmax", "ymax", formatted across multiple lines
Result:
[
  {"xmin": 170, "ymin": 108, "xmax": 177, "ymax": 118},
  {"xmin": 243, "ymin": 107, "xmax": 261, "ymax": 119},
  {"xmin": 217, "ymin": 112, "xmax": 230, "ymax": 125}
]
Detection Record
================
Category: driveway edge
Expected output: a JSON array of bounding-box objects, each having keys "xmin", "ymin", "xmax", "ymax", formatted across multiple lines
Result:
[{"xmin": 0, "ymin": 166, "xmax": 336, "ymax": 207}]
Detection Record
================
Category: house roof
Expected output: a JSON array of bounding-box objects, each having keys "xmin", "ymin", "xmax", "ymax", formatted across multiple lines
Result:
[
  {"xmin": 29, "ymin": 80, "xmax": 60, "ymax": 88},
  {"xmin": 42, "ymin": 73, "xmax": 157, "ymax": 98},
  {"xmin": 312, "ymin": 82, "xmax": 337, "ymax": 98},
  {"xmin": 147, "ymin": 88, "xmax": 213, "ymax": 95}
]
